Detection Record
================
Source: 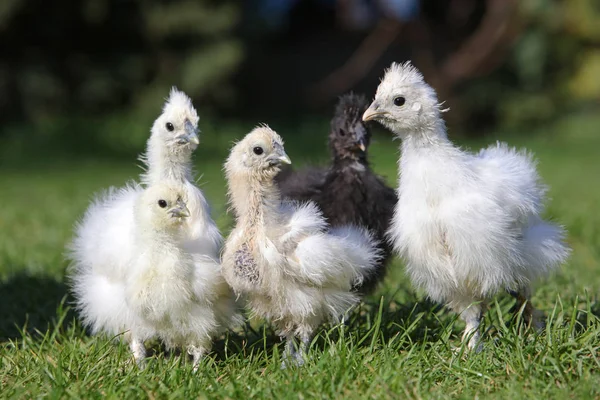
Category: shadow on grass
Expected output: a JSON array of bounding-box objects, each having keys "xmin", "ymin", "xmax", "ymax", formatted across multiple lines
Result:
[
  {"xmin": 228, "ymin": 291, "xmax": 600, "ymax": 362},
  {"xmin": 0, "ymin": 273, "xmax": 76, "ymax": 341},
  {"xmin": 207, "ymin": 294, "xmax": 448, "ymax": 365},
  {"xmin": 210, "ymin": 321, "xmax": 282, "ymax": 364},
  {"xmin": 333, "ymin": 295, "xmax": 450, "ymax": 350},
  {"xmin": 572, "ymin": 296, "xmax": 600, "ymax": 336}
]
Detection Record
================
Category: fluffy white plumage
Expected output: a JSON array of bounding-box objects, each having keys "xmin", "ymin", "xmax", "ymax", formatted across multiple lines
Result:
[
  {"xmin": 70, "ymin": 183, "xmax": 141, "ymax": 338},
  {"xmin": 221, "ymin": 126, "xmax": 381, "ymax": 366},
  {"xmin": 68, "ymin": 88, "xmax": 238, "ymax": 365},
  {"xmin": 363, "ymin": 62, "xmax": 570, "ymax": 349},
  {"xmin": 95, "ymin": 184, "xmax": 230, "ymax": 366}
]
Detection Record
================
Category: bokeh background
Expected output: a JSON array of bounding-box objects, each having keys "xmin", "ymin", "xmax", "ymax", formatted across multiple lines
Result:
[
  {"xmin": 1, "ymin": 0, "xmax": 599, "ymax": 141},
  {"xmin": 1, "ymin": 2, "xmax": 600, "ymax": 397}
]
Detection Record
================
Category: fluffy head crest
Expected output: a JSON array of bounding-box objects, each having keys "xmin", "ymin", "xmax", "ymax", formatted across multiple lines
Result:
[
  {"xmin": 246, "ymin": 124, "xmax": 284, "ymax": 148},
  {"xmin": 161, "ymin": 87, "xmax": 199, "ymax": 124},
  {"xmin": 142, "ymin": 87, "xmax": 201, "ymax": 177},
  {"xmin": 375, "ymin": 61, "xmax": 434, "ymax": 104},
  {"xmin": 380, "ymin": 62, "xmax": 425, "ymax": 88},
  {"xmin": 334, "ymin": 92, "xmax": 368, "ymax": 124}
]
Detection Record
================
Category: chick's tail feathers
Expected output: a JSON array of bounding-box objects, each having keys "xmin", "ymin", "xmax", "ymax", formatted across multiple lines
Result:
[
  {"xmin": 520, "ymin": 219, "xmax": 570, "ymax": 280},
  {"xmin": 66, "ymin": 182, "xmax": 141, "ymax": 337},
  {"xmin": 67, "ymin": 182, "xmax": 140, "ymax": 281},
  {"xmin": 291, "ymin": 226, "xmax": 382, "ymax": 288},
  {"xmin": 71, "ymin": 272, "xmax": 133, "ymax": 338}
]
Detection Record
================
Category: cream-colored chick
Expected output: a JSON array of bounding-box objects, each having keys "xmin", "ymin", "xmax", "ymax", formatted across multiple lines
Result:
[
  {"xmin": 125, "ymin": 184, "xmax": 232, "ymax": 369},
  {"xmin": 222, "ymin": 125, "xmax": 381, "ymax": 366}
]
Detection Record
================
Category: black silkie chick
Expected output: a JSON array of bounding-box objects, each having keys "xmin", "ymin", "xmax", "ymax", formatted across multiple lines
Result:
[{"xmin": 275, "ymin": 93, "xmax": 397, "ymax": 294}]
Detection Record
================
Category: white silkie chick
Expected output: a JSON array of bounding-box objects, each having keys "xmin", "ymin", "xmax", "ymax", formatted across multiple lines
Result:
[
  {"xmin": 221, "ymin": 126, "xmax": 381, "ymax": 366},
  {"xmin": 68, "ymin": 89, "xmax": 238, "ymax": 361},
  {"xmin": 363, "ymin": 62, "xmax": 570, "ymax": 350},
  {"xmin": 140, "ymin": 87, "xmax": 222, "ymax": 256},
  {"xmin": 70, "ymin": 183, "xmax": 239, "ymax": 368},
  {"xmin": 124, "ymin": 183, "xmax": 230, "ymax": 368}
]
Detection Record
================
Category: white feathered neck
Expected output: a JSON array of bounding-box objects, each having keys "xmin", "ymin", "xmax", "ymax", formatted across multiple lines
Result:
[
  {"xmin": 397, "ymin": 121, "xmax": 471, "ymax": 199},
  {"xmin": 142, "ymin": 134, "xmax": 194, "ymax": 185}
]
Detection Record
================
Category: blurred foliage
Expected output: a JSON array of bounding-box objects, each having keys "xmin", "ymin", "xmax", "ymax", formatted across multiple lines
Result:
[
  {"xmin": 461, "ymin": 0, "xmax": 600, "ymax": 130},
  {"xmin": 0, "ymin": 0, "xmax": 598, "ymax": 143},
  {"xmin": 0, "ymin": 0, "xmax": 241, "ymax": 125}
]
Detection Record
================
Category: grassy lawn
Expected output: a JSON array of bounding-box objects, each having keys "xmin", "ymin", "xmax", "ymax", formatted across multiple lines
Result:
[{"xmin": 0, "ymin": 112, "xmax": 599, "ymax": 399}]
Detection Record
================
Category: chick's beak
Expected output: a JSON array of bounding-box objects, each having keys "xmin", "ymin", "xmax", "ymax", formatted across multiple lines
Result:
[
  {"xmin": 268, "ymin": 143, "xmax": 292, "ymax": 165},
  {"xmin": 277, "ymin": 151, "xmax": 292, "ymax": 165},
  {"xmin": 355, "ymin": 125, "xmax": 367, "ymax": 152},
  {"xmin": 357, "ymin": 139, "xmax": 366, "ymax": 152},
  {"xmin": 168, "ymin": 199, "xmax": 190, "ymax": 219},
  {"xmin": 362, "ymin": 102, "xmax": 387, "ymax": 122},
  {"xmin": 182, "ymin": 120, "xmax": 200, "ymax": 146}
]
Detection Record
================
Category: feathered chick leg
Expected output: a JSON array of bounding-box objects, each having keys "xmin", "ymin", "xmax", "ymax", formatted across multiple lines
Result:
[
  {"xmin": 295, "ymin": 325, "xmax": 315, "ymax": 364},
  {"xmin": 187, "ymin": 344, "xmax": 208, "ymax": 372},
  {"xmin": 129, "ymin": 335, "xmax": 147, "ymax": 367},
  {"xmin": 509, "ymin": 286, "xmax": 544, "ymax": 331},
  {"xmin": 299, "ymin": 332, "xmax": 312, "ymax": 358},
  {"xmin": 281, "ymin": 334, "xmax": 305, "ymax": 368},
  {"xmin": 450, "ymin": 300, "xmax": 485, "ymax": 352}
]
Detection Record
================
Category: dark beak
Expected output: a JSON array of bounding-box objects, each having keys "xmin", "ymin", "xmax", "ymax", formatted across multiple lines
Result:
[
  {"xmin": 357, "ymin": 139, "xmax": 366, "ymax": 152},
  {"xmin": 355, "ymin": 125, "xmax": 367, "ymax": 152}
]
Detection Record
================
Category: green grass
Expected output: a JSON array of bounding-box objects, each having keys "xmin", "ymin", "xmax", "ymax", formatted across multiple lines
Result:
[{"xmin": 1, "ymin": 113, "xmax": 599, "ymax": 399}]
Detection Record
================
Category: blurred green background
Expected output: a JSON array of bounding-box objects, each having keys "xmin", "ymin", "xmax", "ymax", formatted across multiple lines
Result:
[{"xmin": 0, "ymin": 0, "xmax": 598, "ymax": 144}]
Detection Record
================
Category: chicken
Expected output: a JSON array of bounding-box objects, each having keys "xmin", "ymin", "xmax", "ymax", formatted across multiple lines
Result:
[
  {"xmin": 77, "ymin": 184, "xmax": 229, "ymax": 368},
  {"xmin": 275, "ymin": 93, "xmax": 397, "ymax": 294},
  {"xmin": 363, "ymin": 62, "xmax": 570, "ymax": 350},
  {"xmin": 221, "ymin": 125, "xmax": 381, "ymax": 366},
  {"xmin": 68, "ymin": 88, "xmax": 238, "ymax": 363}
]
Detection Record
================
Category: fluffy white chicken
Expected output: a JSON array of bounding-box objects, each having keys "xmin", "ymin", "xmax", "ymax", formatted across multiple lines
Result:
[
  {"xmin": 363, "ymin": 62, "xmax": 570, "ymax": 349},
  {"xmin": 81, "ymin": 184, "xmax": 229, "ymax": 367},
  {"xmin": 221, "ymin": 126, "xmax": 381, "ymax": 366},
  {"xmin": 68, "ymin": 88, "xmax": 238, "ymax": 364}
]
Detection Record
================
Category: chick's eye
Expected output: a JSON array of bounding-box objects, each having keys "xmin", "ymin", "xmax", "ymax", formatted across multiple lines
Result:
[
  {"xmin": 253, "ymin": 146, "xmax": 264, "ymax": 155},
  {"xmin": 393, "ymin": 96, "xmax": 406, "ymax": 107},
  {"xmin": 158, "ymin": 200, "xmax": 167, "ymax": 208},
  {"xmin": 166, "ymin": 122, "xmax": 174, "ymax": 132},
  {"xmin": 339, "ymin": 129, "xmax": 346, "ymax": 137}
]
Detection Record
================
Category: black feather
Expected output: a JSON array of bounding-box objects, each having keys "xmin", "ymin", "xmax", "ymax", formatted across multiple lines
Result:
[{"xmin": 275, "ymin": 93, "xmax": 397, "ymax": 294}]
